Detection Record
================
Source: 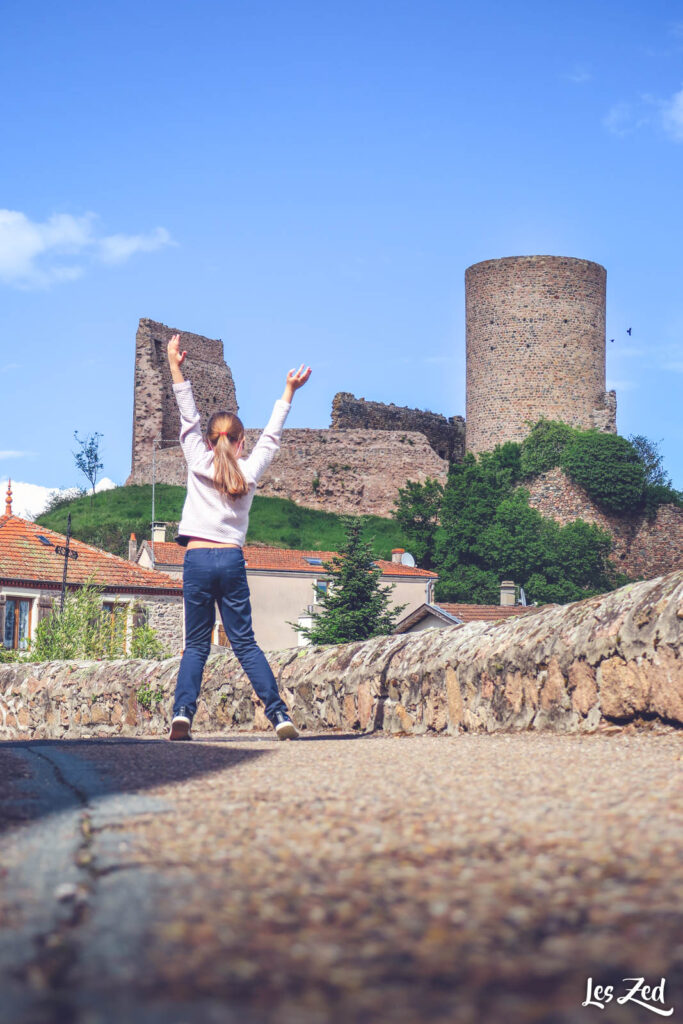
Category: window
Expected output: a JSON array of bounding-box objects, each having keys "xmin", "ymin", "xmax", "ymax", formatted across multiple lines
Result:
[
  {"xmin": 305, "ymin": 558, "xmax": 323, "ymax": 566},
  {"xmin": 101, "ymin": 601, "xmax": 129, "ymax": 653},
  {"xmin": 313, "ymin": 579, "xmax": 328, "ymax": 603},
  {"xmin": 3, "ymin": 598, "xmax": 32, "ymax": 651}
]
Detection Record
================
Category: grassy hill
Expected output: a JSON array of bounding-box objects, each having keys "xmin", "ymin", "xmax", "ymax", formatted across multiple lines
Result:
[{"xmin": 34, "ymin": 485, "xmax": 409, "ymax": 560}]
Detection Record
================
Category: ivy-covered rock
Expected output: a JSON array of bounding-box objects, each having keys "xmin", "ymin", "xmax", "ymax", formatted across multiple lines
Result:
[{"xmin": 559, "ymin": 432, "xmax": 645, "ymax": 513}]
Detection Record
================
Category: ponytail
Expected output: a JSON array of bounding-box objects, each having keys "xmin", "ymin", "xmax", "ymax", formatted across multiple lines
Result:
[{"xmin": 206, "ymin": 412, "xmax": 248, "ymax": 498}]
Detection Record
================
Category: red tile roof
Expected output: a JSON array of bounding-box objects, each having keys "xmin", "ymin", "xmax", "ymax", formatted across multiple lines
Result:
[
  {"xmin": 437, "ymin": 602, "xmax": 534, "ymax": 623},
  {"xmin": 147, "ymin": 540, "xmax": 436, "ymax": 578},
  {"xmin": 0, "ymin": 514, "xmax": 182, "ymax": 593}
]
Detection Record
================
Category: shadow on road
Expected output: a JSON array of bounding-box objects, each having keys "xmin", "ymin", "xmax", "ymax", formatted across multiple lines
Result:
[{"xmin": 0, "ymin": 738, "xmax": 271, "ymax": 835}]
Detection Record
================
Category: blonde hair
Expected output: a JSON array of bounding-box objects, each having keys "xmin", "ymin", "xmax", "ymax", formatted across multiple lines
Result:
[{"xmin": 206, "ymin": 411, "xmax": 249, "ymax": 498}]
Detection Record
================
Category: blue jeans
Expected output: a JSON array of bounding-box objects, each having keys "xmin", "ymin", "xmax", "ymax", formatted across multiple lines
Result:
[{"xmin": 174, "ymin": 546, "xmax": 289, "ymax": 723}]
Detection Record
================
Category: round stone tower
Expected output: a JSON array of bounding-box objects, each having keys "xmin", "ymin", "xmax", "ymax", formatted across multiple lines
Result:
[{"xmin": 465, "ymin": 255, "xmax": 616, "ymax": 454}]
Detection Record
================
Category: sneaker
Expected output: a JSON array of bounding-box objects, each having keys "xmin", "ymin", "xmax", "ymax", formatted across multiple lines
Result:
[
  {"xmin": 272, "ymin": 711, "xmax": 299, "ymax": 741},
  {"xmin": 170, "ymin": 707, "xmax": 193, "ymax": 741}
]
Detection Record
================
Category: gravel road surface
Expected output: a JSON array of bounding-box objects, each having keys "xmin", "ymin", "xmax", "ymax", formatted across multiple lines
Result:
[{"xmin": 0, "ymin": 731, "xmax": 680, "ymax": 1024}]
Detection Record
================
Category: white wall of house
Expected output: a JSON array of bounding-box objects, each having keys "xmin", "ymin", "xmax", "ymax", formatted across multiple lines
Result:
[{"xmin": 246, "ymin": 572, "xmax": 430, "ymax": 650}]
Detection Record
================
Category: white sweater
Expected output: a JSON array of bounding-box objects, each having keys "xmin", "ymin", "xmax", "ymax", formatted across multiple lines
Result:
[{"xmin": 173, "ymin": 380, "xmax": 291, "ymax": 547}]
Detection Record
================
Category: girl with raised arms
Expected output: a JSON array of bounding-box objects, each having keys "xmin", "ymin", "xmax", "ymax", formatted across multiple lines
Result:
[{"xmin": 167, "ymin": 333, "xmax": 311, "ymax": 741}]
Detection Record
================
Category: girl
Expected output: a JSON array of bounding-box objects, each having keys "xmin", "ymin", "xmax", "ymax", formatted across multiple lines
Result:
[{"xmin": 167, "ymin": 333, "xmax": 311, "ymax": 741}]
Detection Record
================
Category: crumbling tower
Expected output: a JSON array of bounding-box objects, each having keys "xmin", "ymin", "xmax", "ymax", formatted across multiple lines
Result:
[
  {"xmin": 129, "ymin": 319, "xmax": 238, "ymax": 481},
  {"xmin": 465, "ymin": 256, "xmax": 616, "ymax": 454}
]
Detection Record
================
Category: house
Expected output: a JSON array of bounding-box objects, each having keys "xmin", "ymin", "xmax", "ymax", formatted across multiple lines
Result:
[
  {"xmin": 0, "ymin": 483, "xmax": 184, "ymax": 655},
  {"xmin": 394, "ymin": 581, "xmax": 536, "ymax": 633},
  {"xmin": 133, "ymin": 524, "xmax": 437, "ymax": 650}
]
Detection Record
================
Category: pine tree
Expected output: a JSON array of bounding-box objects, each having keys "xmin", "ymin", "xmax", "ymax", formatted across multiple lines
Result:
[{"xmin": 299, "ymin": 518, "xmax": 405, "ymax": 645}]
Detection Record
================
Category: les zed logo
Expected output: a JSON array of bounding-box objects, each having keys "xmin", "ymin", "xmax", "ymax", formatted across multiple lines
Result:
[{"xmin": 583, "ymin": 977, "xmax": 674, "ymax": 1016}]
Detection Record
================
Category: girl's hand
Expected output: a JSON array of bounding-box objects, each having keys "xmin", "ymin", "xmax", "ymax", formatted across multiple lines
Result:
[
  {"xmin": 167, "ymin": 334, "xmax": 187, "ymax": 368},
  {"xmin": 167, "ymin": 334, "xmax": 187, "ymax": 384},
  {"xmin": 283, "ymin": 364, "xmax": 312, "ymax": 402}
]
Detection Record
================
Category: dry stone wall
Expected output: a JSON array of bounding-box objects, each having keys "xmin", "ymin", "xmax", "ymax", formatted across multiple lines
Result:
[
  {"xmin": 331, "ymin": 393, "xmax": 465, "ymax": 463},
  {"xmin": 128, "ymin": 428, "xmax": 449, "ymax": 518},
  {"xmin": 2, "ymin": 570, "xmax": 680, "ymax": 740},
  {"xmin": 525, "ymin": 467, "xmax": 683, "ymax": 580}
]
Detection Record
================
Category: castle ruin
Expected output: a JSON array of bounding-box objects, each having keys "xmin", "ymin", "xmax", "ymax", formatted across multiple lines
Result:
[{"xmin": 127, "ymin": 259, "xmax": 619, "ymax": 512}]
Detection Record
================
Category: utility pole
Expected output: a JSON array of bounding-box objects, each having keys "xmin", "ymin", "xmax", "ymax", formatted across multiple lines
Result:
[{"xmin": 55, "ymin": 513, "xmax": 78, "ymax": 611}]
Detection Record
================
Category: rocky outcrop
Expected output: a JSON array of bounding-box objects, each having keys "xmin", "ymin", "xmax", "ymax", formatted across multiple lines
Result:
[
  {"xmin": 526, "ymin": 466, "xmax": 683, "ymax": 580},
  {"xmin": 1, "ymin": 571, "xmax": 681, "ymax": 740}
]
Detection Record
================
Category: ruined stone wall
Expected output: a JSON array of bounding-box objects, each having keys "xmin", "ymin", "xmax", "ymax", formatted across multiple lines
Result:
[
  {"xmin": 1, "ymin": 570, "xmax": 681, "ymax": 739},
  {"xmin": 331, "ymin": 393, "xmax": 465, "ymax": 462},
  {"xmin": 465, "ymin": 256, "xmax": 616, "ymax": 453},
  {"xmin": 525, "ymin": 467, "xmax": 683, "ymax": 580},
  {"xmin": 129, "ymin": 319, "xmax": 238, "ymax": 483},
  {"xmin": 127, "ymin": 428, "xmax": 449, "ymax": 517}
]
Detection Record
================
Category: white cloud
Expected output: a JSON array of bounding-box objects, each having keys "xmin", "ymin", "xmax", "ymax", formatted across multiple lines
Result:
[
  {"xmin": 0, "ymin": 450, "xmax": 35, "ymax": 458},
  {"xmin": 565, "ymin": 66, "xmax": 592, "ymax": 84},
  {"xmin": 0, "ymin": 209, "xmax": 175, "ymax": 289},
  {"xmin": 664, "ymin": 361, "xmax": 683, "ymax": 372},
  {"xmin": 603, "ymin": 102, "xmax": 639, "ymax": 136},
  {"xmin": 98, "ymin": 226, "xmax": 174, "ymax": 264},
  {"xmin": 0, "ymin": 476, "xmax": 117, "ymax": 520},
  {"xmin": 661, "ymin": 84, "xmax": 683, "ymax": 141}
]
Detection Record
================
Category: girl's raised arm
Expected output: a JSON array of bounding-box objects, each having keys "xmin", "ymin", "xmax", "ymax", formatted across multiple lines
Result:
[{"xmin": 243, "ymin": 364, "xmax": 312, "ymax": 483}]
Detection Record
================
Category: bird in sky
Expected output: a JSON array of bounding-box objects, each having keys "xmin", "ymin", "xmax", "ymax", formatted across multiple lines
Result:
[
  {"xmin": 610, "ymin": 338, "xmax": 614, "ymax": 343},
  {"xmin": 627, "ymin": 327, "xmax": 632, "ymax": 335}
]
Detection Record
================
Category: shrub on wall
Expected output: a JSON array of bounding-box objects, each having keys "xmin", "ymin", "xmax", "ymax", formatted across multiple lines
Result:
[
  {"xmin": 520, "ymin": 420, "xmax": 575, "ymax": 477},
  {"xmin": 559, "ymin": 432, "xmax": 645, "ymax": 513}
]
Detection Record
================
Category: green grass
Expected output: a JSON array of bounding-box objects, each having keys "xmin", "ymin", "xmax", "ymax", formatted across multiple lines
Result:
[{"xmin": 35, "ymin": 485, "xmax": 409, "ymax": 561}]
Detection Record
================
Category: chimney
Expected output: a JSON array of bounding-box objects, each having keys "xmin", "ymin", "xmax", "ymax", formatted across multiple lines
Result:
[
  {"xmin": 5, "ymin": 479, "xmax": 12, "ymax": 516},
  {"xmin": 128, "ymin": 533, "xmax": 138, "ymax": 562},
  {"xmin": 391, "ymin": 548, "xmax": 405, "ymax": 564},
  {"xmin": 151, "ymin": 522, "xmax": 167, "ymax": 544},
  {"xmin": 500, "ymin": 580, "xmax": 516, "ymax": 607}
]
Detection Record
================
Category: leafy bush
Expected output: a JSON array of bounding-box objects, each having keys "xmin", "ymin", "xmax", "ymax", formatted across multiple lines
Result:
[
  {"xmin": 560, "ymin": 432, "xmax": 645, "ymax": 513},
  {"xmin": 130, "ymin": 622, "xmax": 170, "ymax": 659},
  {"xmin": 28, "ymin": 582, "xmax": 170, "ymax": 661},
  {"xmin": 521, "ymin": 422, "xmax": 680, "ymax": 514},
  {"xmin": 520, "ymin": 420, "xmax": 575, "ymax": 476},
  {"xmin": 0, "ymin": 647, "xmax": 22, "ymax": 664}
]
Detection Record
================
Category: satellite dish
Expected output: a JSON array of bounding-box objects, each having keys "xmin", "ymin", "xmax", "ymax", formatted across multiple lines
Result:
[{"xmin": 400, "ymin": 552, "xmax": 416, "ymax": 567}]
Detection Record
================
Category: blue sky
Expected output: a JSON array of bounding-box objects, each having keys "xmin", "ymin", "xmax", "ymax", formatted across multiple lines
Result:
[{"xmin": 2, "ymin": 0, "xmax": 682, "ymax": 508}]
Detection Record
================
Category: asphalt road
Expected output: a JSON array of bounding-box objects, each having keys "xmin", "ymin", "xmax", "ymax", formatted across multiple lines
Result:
[{"xmin": 0, "ymin": 731, "xmax": 680, "ymax": 1024}]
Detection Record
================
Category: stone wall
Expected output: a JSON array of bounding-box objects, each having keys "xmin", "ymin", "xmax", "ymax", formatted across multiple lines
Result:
[
  {"xmin": 525, "ymin": 467, "xmax": 683, "ymax": 580},
  {"xmin": 331, "ymin": 393, "xmax": 465, "ymax": 463},
  {"xmin": 128, "ymin": 319, "xmax": 238, "ymax": 483},
  {"xmin": 2, "ymin": 570, "xmax": 680, "ymax": 739},
  {"xmin": 145, "ymin": 594, "xmax": 184, "ymax": 656},
  {"xmin": 465, "ymin": 256, "xmax": 616, "ymax": 453},
  {"xmin": 128, "ymin": 428, "xmax": 449, "ymax": 518}
]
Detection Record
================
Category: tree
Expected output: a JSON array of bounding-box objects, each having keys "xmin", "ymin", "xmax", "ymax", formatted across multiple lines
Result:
[
  {"xmin": 393, "ymin": 477, "xmax": 444, "ymax": 569},
  {"xmin": 427, "ymin": 443, "xmax": 617, "ymax": 606},
  {"xmin": 298, "ymin": 517, "xmax": 406, "ymax": 645},
  {"xmin": 74, "ymin": 431, "xmax": 104, "ymax": 508},
  {"xmin": 628, "ymin": 435, "xmax": 670, "ymax": 487}
]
